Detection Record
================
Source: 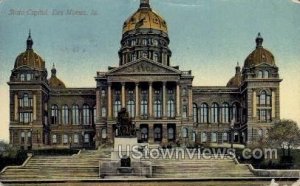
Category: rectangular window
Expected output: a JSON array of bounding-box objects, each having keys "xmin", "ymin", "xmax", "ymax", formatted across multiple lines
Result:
[
  {"xmin": 84, "ymin": 134, "xmax": 90, "ymax": 143},
  {"xmin": 73, "ymin": 134, "xmax": 79, "ymax": 144},
  {"xmin": 201, "ymin": 132, "xmax": 207, "ymax": 142},
  {"xmin": 63, "ymin": 134, "xmax": 68, "ymax": 144},
  {"xmin": 101, "ymin": 107, "xmax": 107, "ymax": 117},
  {"xmin": 211, "ymin": 132, "xmax": 217, "ymax": 143}
]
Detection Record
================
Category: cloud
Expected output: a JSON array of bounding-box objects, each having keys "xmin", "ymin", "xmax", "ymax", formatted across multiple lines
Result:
[{"xmin": 291, "ymin": 0, "xmax": 300, "ymax": 4}]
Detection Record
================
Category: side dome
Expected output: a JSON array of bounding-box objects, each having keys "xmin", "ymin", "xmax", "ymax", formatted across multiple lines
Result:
[
  {"xmin": 244, "ymin": 33, "xmax": 275, "ymax": 69},
  {"xmin": 227, "ymin": 63, "xmax": 241, "ymax": 87},
  {"xmin": 122, "ymin": 0, "xmax": 168, "ymax": 34},
  {"xmin": 14, "ymin": 32, "xmax": 45, "ymax": 70},
  {"xmin": 48, "ymin": 64, "xmax": 66, "ymax": 89}
]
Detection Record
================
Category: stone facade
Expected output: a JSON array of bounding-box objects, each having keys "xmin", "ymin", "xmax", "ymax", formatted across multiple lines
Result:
[{"xmin": 8, "ymin": 1, "xmax": 282, "ymax": 150}]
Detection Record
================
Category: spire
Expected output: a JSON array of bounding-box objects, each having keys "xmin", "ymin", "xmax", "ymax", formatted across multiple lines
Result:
[
  {"xmin": 235, "ymin": 62, "xmax": 241, "ymax": 74},
  {"xmin": 26, "ymin": 29, "xmax": 33, "ymax": 50},
  {"xmin": 140, "ymin": 0, "xmax": 150, "ymax": 8},
  {"xmin": 51, "ymin": 63, "xmax": 57, "ymax": 77},
  {"xmin": 255, "ymin": 32, "xmax": 263, "ymax": 48}
]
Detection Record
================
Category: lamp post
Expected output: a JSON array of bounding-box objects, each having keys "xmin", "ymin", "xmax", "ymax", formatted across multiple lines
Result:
[{"xmin": 230, "ymin": 119, "xmax": 235, "ymax": 149}]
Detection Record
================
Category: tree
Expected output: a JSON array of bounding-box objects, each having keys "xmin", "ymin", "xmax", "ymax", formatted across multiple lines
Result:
[{"xmin": 267, "ymin": 119, "xmax": 300, "ymax": 158}]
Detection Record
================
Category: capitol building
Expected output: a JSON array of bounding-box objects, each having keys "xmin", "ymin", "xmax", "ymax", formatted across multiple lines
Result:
[{"xmin": 8, "ymin": 0, "xmax": 282, "ymax": 150}]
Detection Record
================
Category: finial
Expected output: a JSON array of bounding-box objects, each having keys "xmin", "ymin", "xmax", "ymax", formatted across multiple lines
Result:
[
  {"xmin": 140, "ymin": 0, "xmax": 150, "ymax": 8},
  {"xmin": 236, "ymin": 61, "xmax": 241, "ymax": 74},
  {"xmin": 51, "ymin": 63, "xmax": 57, "ymax": 76},
  {"xmin": 26, "ymin": 29, "xmax": 33, "ymax": 50},
  {"xmin": 255, "ymin": 32, "xmax": 263, "ymax": 48}
]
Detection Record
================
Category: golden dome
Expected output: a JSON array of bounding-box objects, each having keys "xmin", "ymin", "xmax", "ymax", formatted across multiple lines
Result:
[
  {"xmin": 244, "ymin": 33, "xmax": 275, "ymax": 68},
  {"xmin": 48, "ymin": 65, "xmax": 66, "ymax": 89},
  {"xmin": 14, "ymin": 32, "xmax": 45, "ymax": 70},
  {"xmin": 122, "ymin": 1, "xmax": 168, "ymax": 34}
]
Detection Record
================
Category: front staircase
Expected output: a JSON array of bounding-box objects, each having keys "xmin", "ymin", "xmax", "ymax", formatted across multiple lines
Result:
[{"xmin": 0, "ymin": 149, "xmax": 254, "ymax": 181}]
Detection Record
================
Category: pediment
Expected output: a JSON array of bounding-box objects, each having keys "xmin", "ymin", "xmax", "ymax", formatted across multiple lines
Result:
[{"xmin": 107, "ymin": 58, "xmax": 181, "ymax": 75}]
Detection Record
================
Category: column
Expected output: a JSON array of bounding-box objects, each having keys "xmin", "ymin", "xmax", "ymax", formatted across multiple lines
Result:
[
  {"xmin": 96, "ymin": 89, "xmax": 101, "ymax": 119},
  {"xmin": 121, "ymin": 83, "xmax": 126, "ymax": 108},
  {"xmin": 272, "ymin": 90, "xmax": 276, "ymax": 118},
  {"xmin": 149, "ymin": 82, "xmax": 153, "ymax": 118},
  {"xmin": 108, "ymin": 83, "xmax": 112, "ymax": 119},
  {"xmin": 33, "ymin": 95, "xmax": 37, "ymax": 120},
  {"xmin": 176, "ymin": 83, "xmax": 180, "ymax": 117},
  {"xmin": 14, "ymin": 94, "xmax": 18, "ymax": 121},
  {"xmin": 252, "ymin": 90, "xmax": 256, "ymax": 117},
  {"xmin": 135, "ymin": 83, "xmax": 139, "ymax": 117},
  {"xmin": 188, "ymin": 85, "xmax": 193, "ymax": 118},
  {"xmin": 163, "ymin": 82, "xmax": 167, "ymax": 118}
]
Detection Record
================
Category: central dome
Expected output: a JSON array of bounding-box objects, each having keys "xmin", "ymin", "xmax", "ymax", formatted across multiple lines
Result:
[{"xmin": 122, "ymin": 0, "xmax": 168, "ymax": 34}]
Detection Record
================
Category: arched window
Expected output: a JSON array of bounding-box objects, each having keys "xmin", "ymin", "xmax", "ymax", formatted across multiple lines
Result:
[
  {"xmin": 211, "ymin": 132, "xmax": 217, "ymax": 143},
  {"xmin": 84, "ymin": 133, "xmax": 90, "ymax": 143},
  {"xmin": 211, "ymin": 103, "xmax": 219, "ymax": 123},
  {"xmin": 72, "ymin": 105, "xmax": 79, "ymax": 125},
  {"xmin": 140, "ymin": 100, "xmax": 148, "ymax": 118},
  {"xmin": 154, "ymin": 126, "xmax": 162, "ymax": 141},
  {"xmin": 93, "ymin": 106, "xmax": 97, "ymax": 124},
  {"xmin": 257, "ymin": 71, "xmax": 263, "ymax": 78},
  {"xmin": 182, "ymin": 128, "xmax": 188, "ymax": 138},
  {"xmin": 83, "ymin": 105, "xmax": 90, "ymax": 125},
  {"xmin": 221, "ymin": 103, "xmax": 229, "ymax": 123},
  {"xmin": 114, "ymin": 100, "xmax": 121, "ymax": 118},
  {"xmin": 20, "ymin": 74, "xmax": 25, "ymax": 81},
  {"xmin": 101, "ymin": 107, "xmax": 107, "ymax": 117},
  {"xmin": 260, "ymin": 91, "xmax": 267, "ymax": 106},
  {"xmin": 201, "ymin": 132, "xmax": 207, "ymax": 142},
  {"xmin": 167, "ymin": 100, "xmax": 175, "ymax": 118},
  {"xmin": 52, "ymin": 134, "xmax": 57, "ymax": 144},
  {"xmin": 154, "ymin": 100, "xmax": 162, "ymax": 118},
  {"xmin": 140, "ymin": 126, "xmax": 148, "ymax": 142},
  {"xmin": 182, "ymin": 105, "xmax": 187, "ymax": 118},
  {"xmin": 73, "ymin": 134, "xmax": 79, "ymax": 144},
  {"xmin": 51, "ymin": 105, "xmax": 58, "ymax": 124},
  {"xmin": 23, "ymin": 94, "xmax": 29, "ymax": 107},
  {"xmin": 168, "ymin": 127, "xmax": 175, "ymax": 141},
  {"xmin": 192, "ymin": 132, "xmax": 196, "ymax": 142},
  {"xmin": 62, "ymin": 105, "xmax": 69, "ymax": 125},
  {"xmin": 101, "ymin": 128, "xmax": 107, "ymax": 139},
  {"xmin": 223, "ymin": 132, "xmax": 228, "ymax": 142},
  {"xmin": 193, "ymin": 103, "xmax": 198, "ymax": 123},
  {"xmin": 131, "ymin": 39, "xmax": 136, "ymax": 46},
  {"xmin": 200, "ymin": 103, "xmax": 208, "ymax": 123},
  {"xmin": 127, "ymin": 100, "xmax": 135, "ymax": 118},
  {"xmin": 263, "ymin": 70, "xmax": 269, "ymax": 78},
  {"xmin": 153, "ymin": 53, "xmax": 159, "ymax": 62}
]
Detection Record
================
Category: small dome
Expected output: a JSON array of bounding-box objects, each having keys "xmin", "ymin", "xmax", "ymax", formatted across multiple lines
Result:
[
  {"xmin": 122, "ymin": 0, "xmax": 168, "ymax": 34},
  {"xmin": 48, "ymin": 64, "xmax": 66, "ymax": 89},
  {"xmin": 227, "ymin": 63, "xmax": 241, "ymax": 87},
  {"xmin": 14, "ymin": 32, "xmax": 45, "ymax": 70},
  {"xmin": 244, "ymin": 33, "xmax": 275, "ymax": 69}
]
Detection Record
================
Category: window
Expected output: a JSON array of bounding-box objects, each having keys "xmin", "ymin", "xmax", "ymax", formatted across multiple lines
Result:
[
  {"xmin": 140, "ymin": 126, "xmax": 148, "ymax": 142},
  {"xmin": 193, "ymin": 103, "xmax": 198, "ymax": 123},
  {"xmin": 192, "ymin": 132, "xmax": 196, "ymax": 142},
  {"xmin": 114, "ymin": 100, "xmax": 121, "ymax": 118},
  {"xmin": 153, "ymin": 39, "xmax": 158, "ymax": 46},
  {"xmin": 63, "ymin": 134, "xmax": 68, "ymax": 144},
  {"xmin": 211, "ymin": 132, "xmax": 217, "ymax": 143},
  {"xmin": 127, "ymin": 100, "xmax": 135, "ymax": 118},
  {"xmin": 258, "ymin": 129, "xmax": 263, "ymax": 139},
  {"xmin": 182, "ymin": 128, "xmax": 188, "ymax": 138},
  {"xmin": 232, "ymin": 103, "xmax": 240, "ymax": 122},
  {"xmin": 263, "ymin": 70, "xmax": 269, "ymax": 78},
  {"xmin": 131, "ymin": 39, "xmax": 136, "ymax": 46},
  {"xmin": 27, "ymin": 132, "xmax": 32, "ymax": 144},
  {"xmin": 72, "ymin": 105, "xmax": 79, "ymax": 125},
  {"xmin": 223, "ymin": 132, "xmax": 228, "ymax": 142},
  {"xmin": 132, "ymin": 53, "xmax": 137, "ymax": 61},
  {"xmin": 200, "ymin": 103, "xmax": 208, "ymax": 123},
  {"xmin": 101, "ymin": 89, "xmax": 106, "ymax": 97},
  {"xmin": 84, "ymin": 134, "xmax": 90, "ymax": 143},
  {"xmin": 182, "ymin": 88, "xmax": 187, "ymax": 96},
  {"xmin": 51, "ymin": 105, "xmax": 58, "ymax": 124},
  {"xmin": 258, "ymin": 109, "xmax": 271, "ymax": 122},
  {"xmin": 153, "ymin": 53, "xmax": 159, "ymax": 62},
  {"xmin": 52, "ymin": 135, "xmax": 57, "ymax": 144},
  {"xmin": 258, "ymin": 71, "xmax": 263, "ymax": 78},
  {"xmin": 20, "ymin": 93, "xmax": 32, "ymax": 108},
  {"xmin": 182, "ymin": 105, "xmax": 187, "ymax": 118},
  {"xmin": 142, "ymin": 39, "xmax": 147, "ymax": 46},
  {"xmin": 62, "ymin": 105, "xmax": 69, "ymax": 125},
  {"xmin": 73, "ymin": 134, "xmax": 79, "ymax": 144},
  {"xmin": 201, "ymin": 132, "xmax": 207, "ymax": 142},
  {"xmin": 140, "ymin": 100, "xmax": 148, "ymax": 118},
  {"xmin": 154, "ymin": 100, "xmax": 162, "ymax": 118},
  {"xmin": 154, "ymin": 125, "xmax": 162, "ymax": 141},
  {"xmin": 20, "ymin": 74, "xmax": 25, "ymax": 81},
  {"xmin": 93, "ymin": 106, "xmax": 97, "ymax": 124},
  {"xmin": 259, "ymin": 91, "xmax": 271, "ymax": 106},
  {"xmin": 167, "ymin": 100, "xmax": 175, "ymax": 118},
  {"xmin": 101, "ymin": 107, "xmax": 107, "ymax": 117},
  {"xmin": 83, "ymin": 105, "xmax": 90, "ymax": 125},
  {"xmin": 26, "ymin": 73, "xmax": 32, "ymax": 81},
  {"xmin": 168, "ymin": 127, "xmax": 175, "ymax": 141},
  {"xmin": 101, "ymin": 128, "xmax": 107, "ymax": 139},
  {"xmin": 211, "ymin": 103, "xmax": 219, "ymax": 123},
  {"xmin": 21, "ymin": 132, "xmax": 25, "ymax": 144},
  {"xmin": 221, "ymin": 103, "xmax": 229, "ymax": 123},
  {"xmin": 19, "ymin": 112, "xmax": 33, "ymax": 123}
]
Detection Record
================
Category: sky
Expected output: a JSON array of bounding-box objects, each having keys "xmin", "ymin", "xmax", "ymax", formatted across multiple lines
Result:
[{"xmin": 0, "ymin": 0, "xmax": 299, "ymax": 142}]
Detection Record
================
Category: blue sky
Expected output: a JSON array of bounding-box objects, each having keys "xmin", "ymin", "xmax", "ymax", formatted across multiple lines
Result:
[{"xmin": 0, "ymin": 0, "xmax": 299, "ymax": 141}]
